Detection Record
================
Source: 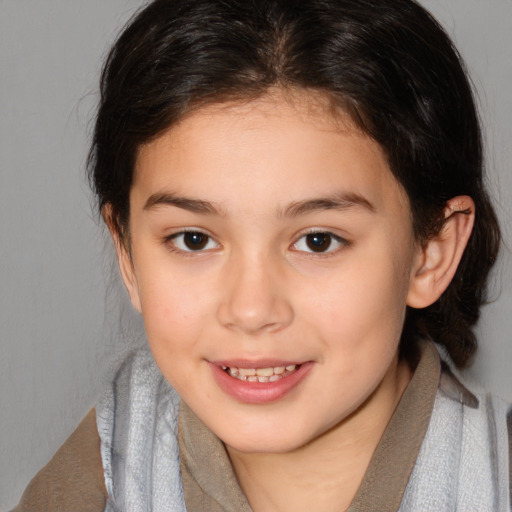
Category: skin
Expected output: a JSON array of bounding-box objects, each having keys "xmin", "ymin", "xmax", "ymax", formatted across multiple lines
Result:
[{"xmin": 113, "ymin": 90, "xmax": 474, "ymax": 511}]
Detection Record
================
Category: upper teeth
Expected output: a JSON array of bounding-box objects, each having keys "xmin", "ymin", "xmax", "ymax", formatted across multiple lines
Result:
[{"xmin": 223, "ymin": 365, "xmax": 298, "ymax": 382}]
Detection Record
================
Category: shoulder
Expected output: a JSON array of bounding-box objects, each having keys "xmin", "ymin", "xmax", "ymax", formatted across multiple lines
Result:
[
  {"xmin": 427, "ymin": 358, "xmax": 511, "ymax": 510},
  {"xmin": 400, "ymin": 350, "xmax": 512, "ymax": 511},
  {"xmin": 95, "ymin": 347, "xmax": 185, "ymax": 511},
  {"xmin": 438, "ymin": 359, "xmax": 511, "ymax": 468},
  {"xmin": 12, "ymin": 408, "xmax": 107, "ymax": 512},
  {"xmin": 438, "ymin": 358, "xmax": 511, "ymax": 433}
]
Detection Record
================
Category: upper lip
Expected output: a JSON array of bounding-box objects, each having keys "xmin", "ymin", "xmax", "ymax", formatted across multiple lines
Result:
[{"xmin": 209, "ymin": 359, "xmax": 306, "ymax": 368}]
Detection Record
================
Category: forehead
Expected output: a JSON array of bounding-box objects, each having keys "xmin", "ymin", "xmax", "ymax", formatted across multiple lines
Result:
[{"xmin": 133, "ymin": 90, "xmax": 410, "ymax": 219}]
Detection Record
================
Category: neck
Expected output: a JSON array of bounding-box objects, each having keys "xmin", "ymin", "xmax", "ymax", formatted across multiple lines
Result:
[{"xmin": 226, "ymin": 356, "xmax": 412, "ymax": 512}]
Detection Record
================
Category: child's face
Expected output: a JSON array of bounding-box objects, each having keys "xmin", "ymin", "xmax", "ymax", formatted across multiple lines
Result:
[{"xmin": 120, "ymin": 91, "xmax": 422, "ymax": 453}]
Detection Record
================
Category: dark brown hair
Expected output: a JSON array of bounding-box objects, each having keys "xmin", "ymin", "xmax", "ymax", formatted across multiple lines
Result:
[{"xmin": 88, "ymin": 0, "xmax": 500, "ymax": 367}]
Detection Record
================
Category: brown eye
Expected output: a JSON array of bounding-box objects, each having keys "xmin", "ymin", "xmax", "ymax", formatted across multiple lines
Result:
[
  {"xmin": 305, "ymin": 233, "xmax": 332, "ymax": 252},
  {"xmin": 183, "ymin": 232, "xmax": 208, "ymax": 250},
  {"xmin": 170, "ymin": 231, "xmax": 218, "ymax": 252},
  {"xmin": 292, "ymin": 231, "xmax": 347, "ymax": 254}
]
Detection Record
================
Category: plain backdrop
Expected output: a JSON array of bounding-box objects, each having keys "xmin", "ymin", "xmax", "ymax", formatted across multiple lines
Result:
[{"xmin": 1, "ymin": 0, "xmax": 511, "ymax": 509}]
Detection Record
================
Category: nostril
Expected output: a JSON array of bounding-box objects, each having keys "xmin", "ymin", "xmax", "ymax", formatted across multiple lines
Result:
[{"xmin": 216, "ymin": 261, "xmax": 294, "ymax": 333}]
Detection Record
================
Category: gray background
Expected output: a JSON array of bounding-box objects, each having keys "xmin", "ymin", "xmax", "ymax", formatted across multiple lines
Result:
[{"xmin": 1, "ymin": 0, "xmax": 511, "ymax": 509}]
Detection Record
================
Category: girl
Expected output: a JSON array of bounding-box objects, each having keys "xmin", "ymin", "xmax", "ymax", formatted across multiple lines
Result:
[{"xmin": 13, "ymin": 0, "xmax": 510, "ymax": 510}]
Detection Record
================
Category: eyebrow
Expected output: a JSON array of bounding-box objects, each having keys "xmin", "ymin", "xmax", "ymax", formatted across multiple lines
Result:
[
  {"xmin": 144, "ymin": 192, "xmax": 224, "ymax": 215},
  {"xmin": 143, "ymin": 190, "xmax": 375, "ymax": 217},
  {"xmin": 280, "ymin": 192, "xmax": 375, "ymax": 218}
]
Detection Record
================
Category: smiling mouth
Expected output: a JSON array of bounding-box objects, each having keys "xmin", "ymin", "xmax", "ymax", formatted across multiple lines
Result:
[{"xmin": 221, "ymin": 364, "xmax": 300, "ymax": 383}]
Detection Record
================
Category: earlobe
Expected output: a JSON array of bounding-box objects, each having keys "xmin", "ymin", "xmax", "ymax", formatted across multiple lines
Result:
[
  {"xmin": 102, "ymin": 205, "xmax": 142, "ymax": 313},
  {"xmin": 407, "ymin": 196, "xmax": 475, "ymax": 309}
]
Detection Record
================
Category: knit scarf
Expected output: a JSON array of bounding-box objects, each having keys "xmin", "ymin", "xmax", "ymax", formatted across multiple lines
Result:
[{"xmin": 96, "ymin": 348, "xmax": 510, "ymax": 512}]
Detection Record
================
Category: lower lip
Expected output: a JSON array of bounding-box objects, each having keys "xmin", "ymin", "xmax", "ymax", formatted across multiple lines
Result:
[{"xmin": 210, "ymin": 362, "xmax": 313, "ymax": 404}]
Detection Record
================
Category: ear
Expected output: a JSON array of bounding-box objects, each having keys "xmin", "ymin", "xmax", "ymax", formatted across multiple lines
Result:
[
  {"xmin": 407, "ymin": 196, "xmax": 475, "ymax": 309},
  {"xmin": 102, "ymin": 205, "xmax": 142, "ymax": 313}
]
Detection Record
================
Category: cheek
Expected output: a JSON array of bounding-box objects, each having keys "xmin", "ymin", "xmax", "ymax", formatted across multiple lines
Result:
[
  {"xmin": 137, "ymin": 274, "xmax": 213, "ymax": 397},
  {"xmin": 299, "ymin": 250, "xmax": 410, "ymax": 344},
  {"xmin": 136, "ymin": 267, "xmax": 213, "ymax": 350}
]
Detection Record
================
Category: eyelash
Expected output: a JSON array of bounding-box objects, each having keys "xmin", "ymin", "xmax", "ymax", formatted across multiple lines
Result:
[
  {"xmin": 165, "ymin": 229, "xmax": 220, "ymax": 254},
  {"xmin": 163, "ymin": 229, "xmax": 350, "ymax": 256},
  {"xmin": 291, "ymin": 230, "xmax": 350, "ymax": 256}
]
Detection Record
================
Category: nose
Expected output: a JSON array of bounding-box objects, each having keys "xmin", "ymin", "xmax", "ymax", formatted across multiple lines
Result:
[{"xmin": 216, "ymin": 254, "xmax": 294, "ymax": 335}]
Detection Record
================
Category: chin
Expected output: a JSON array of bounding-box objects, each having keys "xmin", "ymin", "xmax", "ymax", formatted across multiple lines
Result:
[
  {"xmin": 226, "ymin": 437, "xmax": 302, "ymax": 455},
  {"xmin": 219, "ymin": 423, "xmax": 318, "ymax": 455}
]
